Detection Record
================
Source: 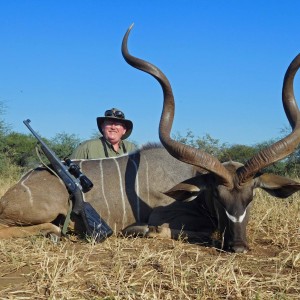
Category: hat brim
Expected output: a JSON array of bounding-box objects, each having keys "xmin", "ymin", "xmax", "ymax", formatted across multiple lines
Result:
[{"xmin": 97, "ymin": 117, "xmax": 133, "ymax": 140}]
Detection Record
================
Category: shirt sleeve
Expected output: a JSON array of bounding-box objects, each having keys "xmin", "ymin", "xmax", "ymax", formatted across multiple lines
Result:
[
  {"xmin": 125, "ymin": 141, "xmax": 137, "ymax": 153},
  {"xmin": 70, "ymin": 143, "xmax": 88, "ymax": 159}
]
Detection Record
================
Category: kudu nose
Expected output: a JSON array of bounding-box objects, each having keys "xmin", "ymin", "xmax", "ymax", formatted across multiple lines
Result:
[
  {"xmin": 227, "ymin": 240, "xmax": 249, "ymax": 253},
  {"xmin": 230, "ymin": 245, "xmax": 248, "ymax": 253}
]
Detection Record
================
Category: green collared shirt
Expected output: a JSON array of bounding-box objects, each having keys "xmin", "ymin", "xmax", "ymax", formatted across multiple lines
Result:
[{"xmin": 70, "ymin": 137, "xmax": 136, "ymax": 159}]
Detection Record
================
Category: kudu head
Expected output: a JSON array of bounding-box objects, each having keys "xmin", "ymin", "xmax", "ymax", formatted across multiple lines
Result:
[{"xmin": 122, "ymin": 24, "xmax": 300, "ymax": 253}]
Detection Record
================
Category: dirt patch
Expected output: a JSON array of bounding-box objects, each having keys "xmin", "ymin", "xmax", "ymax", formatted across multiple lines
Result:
[{"xmin": 0, "ymin": 265, "xmax": 30, "ymax": 288}]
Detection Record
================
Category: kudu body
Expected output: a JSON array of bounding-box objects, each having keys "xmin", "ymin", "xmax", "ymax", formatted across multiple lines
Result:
[
  {"xmin": 0, "ymin": 147, "xmax": 199, "ymax": 239},
  {"xmin": 1, "ymin": 26, "xmax": 300, "ymax": 253}
]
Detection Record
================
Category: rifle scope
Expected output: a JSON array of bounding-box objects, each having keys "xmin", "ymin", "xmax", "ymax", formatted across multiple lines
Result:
[{"xmin": 64, "ymin": 158, "xmax": 94, "ymax": 192}]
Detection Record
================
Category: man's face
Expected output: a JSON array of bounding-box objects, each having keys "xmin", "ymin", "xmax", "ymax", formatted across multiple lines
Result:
[{"xmin": 102, "ymin": 120, "xmax": 127, "ymax": 144}]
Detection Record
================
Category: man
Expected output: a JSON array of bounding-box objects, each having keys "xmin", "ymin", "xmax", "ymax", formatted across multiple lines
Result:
[{"xmin": 71, "ymin": 108, "xmax": 136, "ymax": 159}]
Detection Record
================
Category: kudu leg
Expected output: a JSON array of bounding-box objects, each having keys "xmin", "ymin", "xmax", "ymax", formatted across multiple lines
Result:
[
  {"xmin": 0, "ymin": 223, "xmax": 61, "ymax": 239},
  {"xmin": 147, "ymin": 225, "xmax": 213, "ymax": 244}
]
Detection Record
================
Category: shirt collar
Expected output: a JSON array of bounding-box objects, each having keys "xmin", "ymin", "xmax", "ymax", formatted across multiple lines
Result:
[{"xmin": 102, "ymin": 137, "xmax": 123, "ymax": 153}]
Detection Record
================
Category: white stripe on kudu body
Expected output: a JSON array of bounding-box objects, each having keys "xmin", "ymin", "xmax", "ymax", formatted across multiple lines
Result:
[
  {"xmin": 142, "ymin": 155, "xmax": 150, "ymax": 206},
  {"xmin": 20, "ymin": 171, "xmax": 34, "ymax": 205},
  {"xmin": 112, "ymin": 158, "xmax": 127, "ymax": 228},
  {"xmin": 128, "ymin": 156, "xmax": 140, "ymax": 222},
  {"xmin": 99, "ymin": 160, "xmax": 112, "ymax": 225}
]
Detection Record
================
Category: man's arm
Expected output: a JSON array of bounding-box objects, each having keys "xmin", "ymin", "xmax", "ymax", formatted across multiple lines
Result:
[
  {"xmin": 71, "ymin": 139, "xmax": 108, "ymax": 159},
  {"xmin": 70, "ymin": 142, "xmax": 90, "ymax": 159},
  {"xmin": 124, "ymin": 141, "xmax": 138, "ymax": 153}
]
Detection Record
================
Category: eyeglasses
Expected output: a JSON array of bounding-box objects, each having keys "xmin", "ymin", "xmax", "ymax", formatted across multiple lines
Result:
[
  {"xmin": 103, "ymin": 120, "xmax": 124, "ymax": 128},
  {"xmin": 105, "ymin": 110, "xmax": 125, "ymax": 119}
]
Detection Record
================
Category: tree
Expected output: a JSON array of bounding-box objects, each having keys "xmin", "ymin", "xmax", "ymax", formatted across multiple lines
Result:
[
  {"xmin": 50, "ymin": 132, "xmax": 81, "ymax": 160},
  {"xmin": 173, "ymin": 129, "xmax": 289, "ymax": 176},
  {"xmin": 173, "ymin": 130, "xmax": 226, "ymax": 158},
  {"xmin": 0, "ymin": 101, "xmax": 10, "ymax": 136},
  {"xmin": 1, "ymin": 129, "xmax": 81, "ymax": 172},
  {"xmin": 2, "ymin": 132, "xmax": 38, "ymax": 168},
  {"xmin": 219, "ymin": 144, "xmax": 257, "ymax": 164}
]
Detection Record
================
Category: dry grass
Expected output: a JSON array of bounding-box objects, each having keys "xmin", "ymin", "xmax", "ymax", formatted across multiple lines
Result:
[{"xmin": 0, "ymin": 179, "xmax": 299, "ymax": 299}]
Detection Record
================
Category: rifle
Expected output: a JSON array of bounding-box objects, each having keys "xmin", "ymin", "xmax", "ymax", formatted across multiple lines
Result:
[{"xmin": 24, "ymin": 119, "xmax": 113, "ymax": 242}]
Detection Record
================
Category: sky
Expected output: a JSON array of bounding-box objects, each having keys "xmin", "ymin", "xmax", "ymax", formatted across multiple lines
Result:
[{"xmin": 1, "ymin": 1, "xmax": 300, "ymax": 147}]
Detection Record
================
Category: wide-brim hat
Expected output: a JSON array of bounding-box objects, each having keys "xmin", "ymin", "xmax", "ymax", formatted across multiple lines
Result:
[{"xmin": 97, "ymin": 108, "xmax": 133, "ymax": 140}]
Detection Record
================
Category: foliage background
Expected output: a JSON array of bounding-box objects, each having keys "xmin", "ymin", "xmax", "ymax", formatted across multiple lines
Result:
[{"xmin": 1, "ymin": 101, "xmax": 298, "ymax": 179}]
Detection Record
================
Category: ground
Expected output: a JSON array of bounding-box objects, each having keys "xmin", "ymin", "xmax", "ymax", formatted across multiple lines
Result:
[
  {"xmin": 0, "ymin": 232, "xmax": 299, "ymax": 299},
  {"xmin": 0, "ymin": 186, "xmax": 299, "ymax": 299}
]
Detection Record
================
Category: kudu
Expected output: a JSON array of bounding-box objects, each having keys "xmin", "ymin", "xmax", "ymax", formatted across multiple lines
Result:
[
  {"xmin": 121, "ymin": 25, "xmax": 300, "ymax": 252},
  {"xmin": 0, "ymin": 26, "xmax": 299, "ymax": 253}
]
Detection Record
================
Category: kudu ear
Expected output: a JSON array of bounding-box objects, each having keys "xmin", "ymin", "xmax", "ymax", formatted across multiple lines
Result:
[
  {"xmin": 255, "ymin": 173, "xmax": 300, "ymax": 198},
  {"xmin": 164, "ymin": 175, "xmax": 209, "ymax": 202}
]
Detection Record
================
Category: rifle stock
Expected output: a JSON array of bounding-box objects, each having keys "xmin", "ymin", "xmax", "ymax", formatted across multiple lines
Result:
[{"xmin": 23, "ymin": 119, "xmax": 113, "ymax": 242}]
